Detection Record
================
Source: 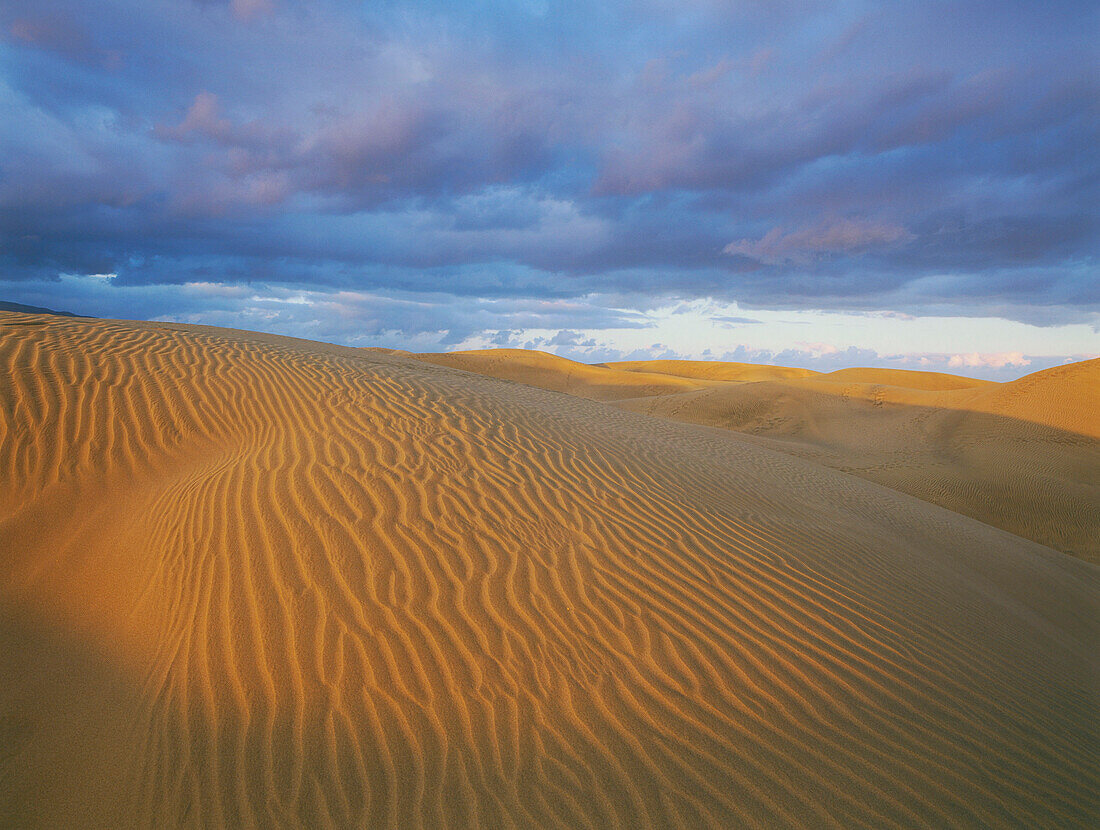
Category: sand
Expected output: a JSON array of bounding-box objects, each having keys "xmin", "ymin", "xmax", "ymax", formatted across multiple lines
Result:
[
  {"xmin": 413, "ymin": 349, "xmax": 713, "ymax": 400},
  {"xmin": 417, "ymin": 350, "xmax": 1100, "ymax": 562},
  {"xmin": 2, "ymin": 312, "xmax": 1098, "ymax": 828},
  {"xmin": 604, "ymin": 359, "xmax": 819, "ymax": 384}
]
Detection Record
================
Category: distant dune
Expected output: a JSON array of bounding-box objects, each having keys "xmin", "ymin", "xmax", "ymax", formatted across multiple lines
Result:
[
  {"xmin": 414, "ymin": 348, "xmax": 712, "ymax": 400},
  {"xmin": 820, "ymin": 366, "xmax": 992, "ymax": 391},
  {"xmin": 2, "ymin": 312, "xmax": 1098, "ymax": 828},
  {"xmin": 602, "ymin": 358, "xmax": 818, "ymax": 383},
  {"xmin": 414, "ymin": 349, "xmax": 1100, "ymax": 562},
  {"xmin": 0, "ymin": 300, "xmax": 79, "ymax": 317}
]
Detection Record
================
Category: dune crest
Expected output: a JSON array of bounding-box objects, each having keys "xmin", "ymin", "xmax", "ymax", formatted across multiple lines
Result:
[
  {"xmin": 2, "ymin": 313, "xmax": 1099, "ymax": 828},
  {"xmin": 414, "ymin": 349, "xmax": 1100, "ymax": 561},
  {"xmin": 821, "ymin": 367, "xmax": 991, "ymax": 391},
  {"xmin": 602, "ymin": 359, "xmax": 818, "ymax": 383},
  {"xmin": 414, "ymin": 349, "xmax": 712, "ymax": 400}
]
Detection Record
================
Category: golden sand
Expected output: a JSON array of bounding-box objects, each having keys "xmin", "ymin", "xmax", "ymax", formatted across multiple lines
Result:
[
  {"xmin": 2, "ymin": 312, "xmax": 1098, "ymax": 827},
  {"xmin": 419, "ymin": 350, "xmax": 1100, "ymax": 562}
]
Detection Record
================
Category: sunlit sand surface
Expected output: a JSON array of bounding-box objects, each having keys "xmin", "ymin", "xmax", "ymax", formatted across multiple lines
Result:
[
  {"xmin": 2, "ymin": 312, "xmax": 1098, "ymax": 827},
  {"xmin": 425, "ymin": 351, "xmax": 1100, "ymax": 562}
]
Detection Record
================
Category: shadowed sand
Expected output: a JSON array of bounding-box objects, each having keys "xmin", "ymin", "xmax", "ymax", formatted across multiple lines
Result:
[
  {"xmin": 2, "ymin": 312, "xmax": 1098, "ymax": 828},
  {"xmin": 422, "ymin": 350, "xmax": 1100, "ymax": 562}
]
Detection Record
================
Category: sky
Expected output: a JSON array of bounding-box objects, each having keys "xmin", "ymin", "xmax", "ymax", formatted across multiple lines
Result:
[{"xmin": 1, "ymin": 0, "xmax": 1097, "ymax": 379}]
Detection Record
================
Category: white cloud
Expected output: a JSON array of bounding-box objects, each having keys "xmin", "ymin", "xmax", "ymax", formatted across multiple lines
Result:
[{"xmin": 947, "ymin": 351, "xmax": 1029, "ymax": 369}]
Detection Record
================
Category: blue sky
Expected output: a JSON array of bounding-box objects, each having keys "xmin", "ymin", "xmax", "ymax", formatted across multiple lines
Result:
[{"xmin": 2, "ymin": 0, "xmax": 1097, "ymax": 377}]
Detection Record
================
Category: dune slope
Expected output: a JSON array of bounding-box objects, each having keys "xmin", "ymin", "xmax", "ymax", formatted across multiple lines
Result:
[
  {"xmin": 410, "ymin": 350, "xmax": 1098, "ymax": 560},
  {"xmin": 616, "ymin": 364, "xmax": 1100, "ymax": 562},
  {"xmin": 413, "ymin": 349, "xmax": 711, "ymax": 400},
  {"xmin": 2, "ymin": 313, "xmax": 1099, "ymax": 828},
  {"xmin": 821, "ymin": 367, "xmax": 992, "ymax": 391},
  {"xmin": 603, "ymin": 358, "xmax": 818, "ymax": 383}
]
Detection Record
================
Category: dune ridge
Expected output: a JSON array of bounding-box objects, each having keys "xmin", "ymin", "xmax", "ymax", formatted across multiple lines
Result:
[
  {"xmin": 614, "ymin": 362, "xmax": 1100, "ymax": 561},
  {"xmin": 820, "ymin": 367, "xmax": 992, "ymax": 391},
  {"xmin": 2, "ymin": 312, "xmax": 1098, "ymax": 828},
  {"xmin": 412, "ymin": 349, "xmax": 716, "ymax": 400},
  {"xmin": 411, "ymin": 349, "xmax": 1100, "ymax": 561},
  {"xmin": 602, "ymin": 359, "xmax": 818, "ymax": 384}
]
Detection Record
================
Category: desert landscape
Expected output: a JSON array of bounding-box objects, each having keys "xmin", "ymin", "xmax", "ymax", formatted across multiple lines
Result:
[
  {"xmin": 415, "ymin": 349, "xmax": 1100, "ymax": 562},
  {"xmin": 2, "ymin": 309, "xmax": 1098, "ymax": 828}
]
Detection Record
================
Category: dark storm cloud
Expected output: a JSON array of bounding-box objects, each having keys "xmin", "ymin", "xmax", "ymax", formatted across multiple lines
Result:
[{"xmin": 1, "ymin": 0, "xmax": 1096, "ymax": 328}]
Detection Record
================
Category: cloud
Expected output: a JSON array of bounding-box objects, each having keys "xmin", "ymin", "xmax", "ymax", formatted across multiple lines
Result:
[
  {"xmin": 724, "ymin": 219, "xmax": 914, "ymax": 265},
  {"xmin": 0, "ymin": 0, "xmax": 1096, "ymax": 338},
  {"xmin": 230, "ymin": 0, "xmax": 274, "ymax": 22},
  {"xmin": 5, "ymin": 271, "xmax": 1094, "ymax": 381},
  {"xmin": 0, "ymin": 272, "xmax": 658, "ymax": 350},
  {"xmin": 547, "ymin": 329, "xmax": 597, "ymax": 347},
  {"xmin": 154, "ymin": 92, "xmax": 233, "ymax": 143},
  {"xmin": 946, "ymin": 351, "xmax": 1030, "ymax": 369},
  {"xmin": 7, "ymin": 15, "xmax": 122, "ymax": 69},
  {"xmin": 714, "ymin": 315, "xmax": 761, "ymax": 325}
]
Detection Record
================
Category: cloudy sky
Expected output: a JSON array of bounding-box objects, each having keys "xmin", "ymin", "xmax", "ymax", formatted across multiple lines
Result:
[{"xmin": 2, "ymin": 0, "xmax": 1097, "ymax": 378}]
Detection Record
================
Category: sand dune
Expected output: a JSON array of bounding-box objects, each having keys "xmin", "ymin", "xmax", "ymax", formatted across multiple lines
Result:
[
  {"xmin": 602, "ymin": 359, "xmax": 818, "ymax": 383},
  {"xmin": 948, "ymin": 358, "xmax": 1100, "ymax": 438},
  {"xmin": 414, "ymin": 349, "xmax": 712, "ymax": 400},
  {"xmin": 414, "ymin": 349, "xmax": 1100, "ymax": 562},
  {"xmin": 820, "ymin": 367, "xmax": 992, "ymax": 391},
  {"xmin": 2, "ymin": 312, "xmax": 1099, "ymax": 828},
  {"xmin": 613, "ymin": 362, "xmax": 1100, "ymax": 562}
]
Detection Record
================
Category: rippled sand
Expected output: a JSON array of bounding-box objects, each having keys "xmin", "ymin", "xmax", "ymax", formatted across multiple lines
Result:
[
  {"xmin": 423, "ymin": 350, "xmax": 1100, "ymax": 561},
  {"xmin": 2, "ymin": 312, "xmax": 1098, "ymax": 827}
]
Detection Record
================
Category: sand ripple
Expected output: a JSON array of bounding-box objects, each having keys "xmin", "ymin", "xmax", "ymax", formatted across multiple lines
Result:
[{"xmin": 2, "ymin": 313, "xmax": 1098, "ymax": 828}]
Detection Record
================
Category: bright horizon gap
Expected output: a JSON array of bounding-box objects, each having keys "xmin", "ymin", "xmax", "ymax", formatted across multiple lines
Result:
[{"xmin": 3, "ymin": 273, "xmax": 1096, "ymax": 382}]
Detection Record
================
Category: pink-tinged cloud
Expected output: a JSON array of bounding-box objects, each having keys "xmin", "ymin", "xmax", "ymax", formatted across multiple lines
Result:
[
  {"xmin": 3, "ymin": 0, "xmax": 1096, "ymax": 334},
  {"xmin": 947, "ymin": 352, "xmax": 1030, "ymax": 369},
  {"xmin": 9, "ymin": 16, "xmax": 121, "ymax": 69},
  {"xmin": 172, "ymin": 170, "xmax": 291, "ymax": 216},
  {"xmin": 230, "ymin": 0, "xmax": 275, "ymax": 22},
  {"xmin": 152, "ymin": 93, "xmax": 292, "ymax": 165},
  {"xmin": 748, "ymin": 47, "xmax": 773, "ymax": 76},
  {"xmin": 724, "ymin": 218, "xmax": 914, "ymax": 265},
  {"xmin": 154, "ymin": 92, "xmax": 233, "ymax": 143},
  {"xmin": 794, "ymin": 341, "xmax": 842, "ymax": 358}
]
